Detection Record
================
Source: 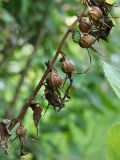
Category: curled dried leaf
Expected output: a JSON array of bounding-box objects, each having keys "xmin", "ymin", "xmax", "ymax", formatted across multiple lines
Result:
[
  {"xmin": 0, "ymin": 119, "xmax": 11, "ymax": 154},
  {"xmin": 30, "ymin": 103, "xmax": 42, "ymax": 135}
]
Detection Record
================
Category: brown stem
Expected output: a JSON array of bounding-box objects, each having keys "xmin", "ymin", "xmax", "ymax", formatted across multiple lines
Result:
[{"xmin": 8, "ymin": 13, "xmax": 84, "ymax": 131}]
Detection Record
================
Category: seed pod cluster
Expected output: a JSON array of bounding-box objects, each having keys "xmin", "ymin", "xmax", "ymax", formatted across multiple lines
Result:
[
  {"xmin": 44, "ymin": 57, "xmax": 75, "ymax": 113},
  {"xmin": 74, "ymin": 0, "xmax": 114, "ymax": 52},
  {"xmin": 43, "ymin": 0, "xmax": 115, "ymax": 115},
  {"xmin": 44, "ymin": 61, "xmax": 66, "ymax": 112},
  {"xmin": 83, "ymin": 0, "xmax": 114, "ymax": 41}
]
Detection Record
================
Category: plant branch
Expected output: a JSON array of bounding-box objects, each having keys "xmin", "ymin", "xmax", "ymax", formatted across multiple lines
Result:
[{"xmin": 8, "ymin": 13, "xmax": 84, "ymax": 131}]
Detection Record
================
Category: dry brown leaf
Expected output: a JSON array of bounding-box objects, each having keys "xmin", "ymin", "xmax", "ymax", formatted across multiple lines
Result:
[
  {"xmin": 30, "ymin": 103, "xmax": 42, "ymax": 135},
  {"xmin": 0, "ymin": 119, "xmax": 11, "ymax": 154}
]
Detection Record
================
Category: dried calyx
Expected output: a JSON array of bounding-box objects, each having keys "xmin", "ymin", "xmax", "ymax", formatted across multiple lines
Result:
[
  {"xmin": 44, "ymin": 84, "xmax": 65, "ymax": 112},
  {"xmin": 79, "ymin": 19, "xmax": 92, "ymax": 33},
  {"xmin": 59, "ymin": 54, "xmax": 75, "ymax": 101},
  {"xmin": 60, "ymin": 56, "xmax": 75, "ymax": 74},
  {"xmin": 16, "ymin": 124, "xmax": 27, "ymax": 139},
  {"xmin": 46, "ymin": 63, "xmax": 62, "ymax": 88},
  {"xmin": 88, "ymin": 6, "xmax": 102, "ymax": 21},
  {"xmin": 72, "ymin": 29, "xmax": 97, "ymax": 49},
  {"xmin": 79, "ymin": 33, "xmax": 97, "ymax": 48}
]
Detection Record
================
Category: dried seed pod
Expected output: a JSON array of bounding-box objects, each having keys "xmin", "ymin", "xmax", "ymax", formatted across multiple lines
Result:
[
  {"xmin": 16, "ymin": 124, "xmax": 27, "ymax": 139},
  {"xmin": 0, "ymin": 119, "xmax": 11, "ymax": 154},
  {"xmin": 79, "ymin": 33, "xmax": 97, "ymax": 48},
  {"xmin": 46, "ymin": 90, "xmax": 64, "ymax": 108},
  {"xmin": 79, "ymin": 20, "xmax": 92, "ymax": 33},
  {"xmin": 60, "ymin": 58, "xmax": 75, "ymax": 73},
  {"xmin": 88, "ymin": 6, "xmax": 102, "ymax": 21},
  {"xmin": 1, "ymin": 119, "xmax": 11, "ymax": 136},
  {"xmin": 44, "ymin": 85, "xmax": 65, "ymax": 112},
  {"xmin": 46, "ymin": 68, "xmax": 62, "ymax": 88}
]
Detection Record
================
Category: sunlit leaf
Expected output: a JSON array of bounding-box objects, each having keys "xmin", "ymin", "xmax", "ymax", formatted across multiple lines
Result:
[
  {"xmin": 106, "ymin": 0, "xmax": 116, "ymax": 4},
  {"xmin": 103, "ymin": 61, "xmax": 120, "ymax": 98},
  {"xmin": 1, "ymin": 9, "xmax": 14, "ymax": 23},
  {"xmin": 107, "ymin": 123, "xmax": 120, "ymax": 160},
  {"xmin": 21, "ymin": 0, "xmax": 30, "ymax": 15},
  {"xmin": 20, "ymin": 153, "xmax": 33, "ymax": 160}
]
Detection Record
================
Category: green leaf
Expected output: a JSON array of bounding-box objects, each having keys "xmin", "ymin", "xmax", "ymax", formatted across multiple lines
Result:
[
  {"xmin": 0, "ymin": 1, "xmax": 3, "ymax": 8},
  {"xmin": 106, "ymin": 0, "xmax": 116, "ymax": 4},
  {"xmin": 21, "ymin": 0, "xmax": 30, "ymax": 15},
  {"xmin": 1, "ymin": 9, "xmax": 14, "ymax": 23},
  {"xmin": 107, "ymin": 123, "xmax": 120, "ymax": 160},
  {"xmin": 103, "ymin": 61, "xmax": 120, "ymax": 98},
  {"xmin": 72, "ymin": 29, "xmax": 80, "ymax": 43},
  {"xmin": 20, "ymin": 153, "xmax": 33, "ymax": 160}
]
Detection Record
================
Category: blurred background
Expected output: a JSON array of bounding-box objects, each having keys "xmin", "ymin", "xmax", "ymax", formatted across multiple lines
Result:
[{"xmin": 0, "ymin": 0, "xmax": 120, "ymax": 159}]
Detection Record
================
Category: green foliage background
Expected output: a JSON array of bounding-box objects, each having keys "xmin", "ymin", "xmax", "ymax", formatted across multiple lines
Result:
[{"xmin": 0, "ymin": 0, "xmax": 120, "ymax": 159}]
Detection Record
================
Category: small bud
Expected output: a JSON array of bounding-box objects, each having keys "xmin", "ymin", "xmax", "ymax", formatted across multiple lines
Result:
[
  {"xmin": 79, "ymin": 20, "xmax": 92, "ymax": 33},
  {"xmin": 79, "ymin": 33, "xmax": 96, "ymax": 48},
  {"xmin": 16, "ymin": 124, "xmax": 27, "ymax": 139},
  {"xmin": 60, "ymin": 58, "xmax": 75, "ymax": 73},
  {"xmin": 46, "ymin": 68, "xmax": 62, "ymax": 88},
  {"xmin": 88, "ymin": 6, "xmax": 102, "ymax": 21}
]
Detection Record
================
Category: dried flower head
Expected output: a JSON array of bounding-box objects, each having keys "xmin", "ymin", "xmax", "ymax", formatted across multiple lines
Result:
[
  {"xmin": 88, "ymin": 6, "xmax": 102, "ymax": 21},
  {"xmin": 46, "ymin": 68, "xmax": 62, "ymax": 88},
  {"xmin": 79, "ymin": 33, "xmax": 97, "ymax": 48},
  {"xmin": 16, "ymin": 124, "xmax": 27, "ymax": 139},
  {"xmin": 60, "ymin": 57, "xmax": 75, "ymax": 74},
  {"xmin": 79, "ymin": 19, "xmax": 92, "ymax": 33}
]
